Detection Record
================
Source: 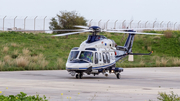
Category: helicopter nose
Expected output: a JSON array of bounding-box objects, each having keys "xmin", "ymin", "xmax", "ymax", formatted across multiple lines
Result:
[{"xmin": 66, "ymin": 62, "xmax": 90, "ymax": 70}]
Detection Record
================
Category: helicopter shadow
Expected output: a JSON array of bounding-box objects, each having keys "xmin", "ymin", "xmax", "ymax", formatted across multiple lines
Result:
[{"xmin": 64, "ymin": 76, "xmax": 118, "ymax": 80}]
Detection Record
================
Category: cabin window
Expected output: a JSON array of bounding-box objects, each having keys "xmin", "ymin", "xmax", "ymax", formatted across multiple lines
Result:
[
  {"xmin": 95, "ymin": 52, "xmax": 98, "ymax": 64},
  {"xmin": 99, "ymin": 53, "xmax": 102, "ymax": 61},
  {"xmin": 103, "ymin": 52, "xmax": 106, "ymax": 63},
  {"xmin": 106, "ymin": 52, "xmax": 110, "ymax": 63},
  {"xmin": 79, "ymin": 51, "xmax": 93, "ymax": 63},
  {"xmin": 68, "ymin": 51, "xmax": 79, "ymax": 61}
]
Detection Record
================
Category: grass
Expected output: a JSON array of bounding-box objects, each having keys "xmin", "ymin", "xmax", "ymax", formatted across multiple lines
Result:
[
  {"xmin": 172, "ymin": 57, "xmax": 180, "ymax": 66},
  {"xmin": 0, "ymin": 91, "xmax": 48, "ymax": 101},
  {"xmin": 157, "ymin": 91, "xmax": 180, "ymax": 101},
  {"xmin": 1, "ymin": 86, "xmax": 179, "ymax": 101},
  {"xmin": 16, "ymin": 56, "xmax": 29, "ymax": 68},
  {"xmin": 2, "ymin": 46, "xmax": 9, "ymax": 53},
  {"xmin": 161, "ymin": 57, "xmax": 169, "ymax": 67},
  {"xmin": 0, "ymin": 31, "xmax": 179, "ymax": 71}
]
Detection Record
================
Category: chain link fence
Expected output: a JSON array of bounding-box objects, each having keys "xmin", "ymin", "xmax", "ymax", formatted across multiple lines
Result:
[{"xmin": 0, "ymin": 16, "xmax": 180, "ymax": 32}]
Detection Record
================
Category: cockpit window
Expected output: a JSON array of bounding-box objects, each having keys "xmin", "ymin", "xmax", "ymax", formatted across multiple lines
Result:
[
  {"xmin": 86, "ymin": 35, "xmax": 107, "ymax": 43},
  {"xmin": 95, "ymin": 36, "xmax": 100, "ymax": 41},
  {"xmin": 68, "ymin": 51, "xmax": 79, "ymax": 61},
  {"xmin": 79, "ymin": 51, "xmax": 93, "ymax": 63}
]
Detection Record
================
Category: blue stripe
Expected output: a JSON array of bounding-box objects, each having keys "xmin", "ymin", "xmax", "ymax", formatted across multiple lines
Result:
[{"xmin": 67, "ymin": 62, "xmax": 115, "ymax": 70}]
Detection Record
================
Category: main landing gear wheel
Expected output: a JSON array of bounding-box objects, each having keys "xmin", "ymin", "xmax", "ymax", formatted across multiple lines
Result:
[
  {"xmin": 79, "ymin": 73, "xmax": 82, "ymax": 79},
  {"xmin": 116, "ymin": 73, "xmax": 120, "ymax": 79},
  {"xmin": 76, "ymin": 73, "xmax": 83, "ymax": 79},
  {"xmin": 76, "ymin": 74, "xmax": 78, "ymax": 79}
]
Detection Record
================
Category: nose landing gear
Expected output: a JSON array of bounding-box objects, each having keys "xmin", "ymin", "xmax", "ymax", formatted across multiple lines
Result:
[{"xmin": 76, "ymin": 73, "xmax": 83, "ymax": 79}]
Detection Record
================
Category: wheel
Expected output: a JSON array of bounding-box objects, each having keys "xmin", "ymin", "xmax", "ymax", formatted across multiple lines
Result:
[
  {"xmin": 76, "ymin": 74, "xmax": 78, "ymax": 79},
  {"xmin": 116, "ymin": 73, "xmax": 120, "ymax": 79},
  {"xmin": 79, "ymin": 73, "xmax": 82, "ymax": 79}
]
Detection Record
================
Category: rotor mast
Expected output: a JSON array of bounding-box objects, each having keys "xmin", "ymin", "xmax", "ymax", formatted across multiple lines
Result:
[{"xmin": 89, "ymin": 26, "xmax": 101, "ymax": 36}]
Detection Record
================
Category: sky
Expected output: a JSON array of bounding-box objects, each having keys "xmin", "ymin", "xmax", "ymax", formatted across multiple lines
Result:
[{"xmin": 0, "ymin": 0, "xmax": 180, "ymax": 30}]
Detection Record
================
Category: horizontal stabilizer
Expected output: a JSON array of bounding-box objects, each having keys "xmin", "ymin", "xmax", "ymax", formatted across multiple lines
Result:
[{"xmin": 128, "ymin": 51, "xmax": 153, "ymax": 55}]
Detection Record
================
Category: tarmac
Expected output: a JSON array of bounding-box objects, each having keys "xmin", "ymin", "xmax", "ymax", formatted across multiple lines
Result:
[{"xmin": 0, "ymin": 67, "xmax": 180, "ymax": 101}]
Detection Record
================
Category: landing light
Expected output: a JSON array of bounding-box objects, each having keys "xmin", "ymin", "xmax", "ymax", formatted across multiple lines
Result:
[{"xmin": 111, "ymin": 70, "xmax": 114, "ymax": 73}]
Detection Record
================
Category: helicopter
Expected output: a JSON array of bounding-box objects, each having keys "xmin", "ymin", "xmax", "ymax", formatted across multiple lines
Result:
[{"xmin": 52, "ymin": 25, "xmax": 162, "ymax": 79}]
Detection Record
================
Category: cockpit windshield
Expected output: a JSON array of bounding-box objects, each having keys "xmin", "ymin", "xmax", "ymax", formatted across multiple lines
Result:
[
  {"xmin": 79, "ymin": 51, "xmax": 93, "ymax": 63},
  {"xmin": 68, "ymin": 51, "xmax": 79, "ymax": 61}
]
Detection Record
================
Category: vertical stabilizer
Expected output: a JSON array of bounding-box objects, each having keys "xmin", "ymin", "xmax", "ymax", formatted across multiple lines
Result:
[{"xmin": 124, "ymin": 30, "xmax": 135, "ymax": 53}]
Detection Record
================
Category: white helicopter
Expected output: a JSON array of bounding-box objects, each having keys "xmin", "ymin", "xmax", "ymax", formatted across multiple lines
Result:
[{"xmin": 53, "ymin": 26, "xmax": 162, "ymax": 79}]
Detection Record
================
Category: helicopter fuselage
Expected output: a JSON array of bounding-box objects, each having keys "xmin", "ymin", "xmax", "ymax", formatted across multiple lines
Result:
[{"xmin": 66, "ymin": 35, "xmax": 124, "ymax": 78}]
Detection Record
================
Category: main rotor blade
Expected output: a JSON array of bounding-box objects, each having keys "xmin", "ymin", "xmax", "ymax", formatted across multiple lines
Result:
[
  {"xmin": 53, "ymin": 30, "xmax": 91, "ymax": 37},
  {"xmin": 74, "ymin": 25, "xmax": 89, "ymax": 29},
  {"xmin": 106, "ymin": 31, "xmax": 163, "ymax": 35},
  {"xmin": 1, "ymin": 29, "xmax": 84, "ymax": 32},
  {"xmin": 108, "ymin": 28, "xmax": 162, "ymax": 31}
]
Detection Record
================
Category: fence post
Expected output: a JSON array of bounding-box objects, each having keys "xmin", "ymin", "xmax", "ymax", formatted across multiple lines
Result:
[
  {"xmin": 167, "ymin": 21, "xmax": 170, "ymax": 29},
  {"xmin": 3, "ymin": 16, "xmax": 7, "ymax": 31},
  {"xmin": 153, "ymin": 21, "xmax": 156, "ymax": 28},
  {"xmin": 160, "ymin": 21, "xmax": 163, "ymax": 29},
  {"xmin": 98, "ymin": 19, "xmax": 101, "ymax": 27},
  {"xmin": 145, "ymin": 21, "xmax": 148, "ymax": 28},
  {"xmin": 114, "ymin": 20, "xmax": 118, "ymax": 29},
  {"xmin": 138, "ymin": 20, "xmax": 141, "ymax": 28},
  {"xmin": 24, "ymin": 16, "xmax": 28, "ymax": 30},
  {"xmin": 103, "ymin": 23, "xmax": 106, "ymax": 30},
  {"xmin": 122, "ymin": 20, "xmax": 126, "ymax": 28},
  {"xmin": 106, "ymin": 20, "xmax": 110, "ymax": 29},
  {"xmin": 89, "ymin": 19, "xmax": 93, "ymax": 27},
  {"xmin": 174, "ymin": 22, "xmax": 177, "ymax": 30},
  {"xmin": 130, "ymin": 20, "xmax": 133, "ymax": 28},
  {"xmin": 14, "ymin": 16, "xmax": 17, "ymax": 29},
  {"xmin": 34, "ymin": 16, "xmax": 38, "ymax": 31},
  {"xmin": 43, "ymin": 16, "xmax": 47, "ymax": 31}
]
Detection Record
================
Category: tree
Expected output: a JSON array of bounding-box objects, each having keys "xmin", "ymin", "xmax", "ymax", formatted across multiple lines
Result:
[{"xmin": 49, "ymin": 11, "xmax": 87, "ymax": 34}]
